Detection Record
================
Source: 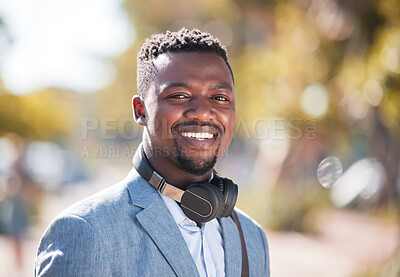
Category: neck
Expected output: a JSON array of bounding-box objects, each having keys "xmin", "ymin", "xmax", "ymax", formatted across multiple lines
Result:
[{"xmin": 143, "ymin": 143, "xmax": 212, "ymax": 190}]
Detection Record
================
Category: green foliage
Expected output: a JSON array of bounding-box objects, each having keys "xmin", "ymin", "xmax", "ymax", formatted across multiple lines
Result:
[
  {"xmin": 0, "ymin": 89, "xmax": 78, "ymax": 140},
  {"xmin": 1, "ymin": 0, "xmax": 399, "ymax": 219},
  {"xmin": 120, "ymin": 0, "xmax": 399, "ymax": 136},
  {"xmin": 237, "ymin": 184, "xmax": 331, "ymax": 233}
]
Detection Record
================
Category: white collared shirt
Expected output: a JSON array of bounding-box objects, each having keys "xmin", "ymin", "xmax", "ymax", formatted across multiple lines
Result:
[{"xmin": 159, "ymin": 193, "xmax": 225, "ymax": 277}]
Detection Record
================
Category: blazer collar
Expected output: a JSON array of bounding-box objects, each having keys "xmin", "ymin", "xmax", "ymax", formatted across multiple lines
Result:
[
  {"xmin": 125, "ymin": 168, "xmax": 158, "ymax": 209},
  {"xmin": 125, "ymin": 168, "xmax": 242, "ymax": 277},
  {"xmin": 125, "ymin": 168, "xmax": 200, "ymax": 277}
]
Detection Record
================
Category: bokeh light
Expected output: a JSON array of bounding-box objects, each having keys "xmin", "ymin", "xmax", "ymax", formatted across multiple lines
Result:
[
  {"xmin": 317, "ymin": 156, "xmax": 343, "ymax": 189},
  {"xmin": 25, "ymin": 141, "xmax": 65, "ymax": 191},
  {"xmin": 300, "ymin": 83, "xmax": 329, "ymax": 118},
  {"xmin": 0, "ymin": 137, "xmax": 15, "ymax": 174},
  {"xmin": 363, "ymin": 79, "xmax": 384, "ymax": 107},
  {"xmin": 330, "ymin": 158, "xmax": 386, "ymax": 207}
]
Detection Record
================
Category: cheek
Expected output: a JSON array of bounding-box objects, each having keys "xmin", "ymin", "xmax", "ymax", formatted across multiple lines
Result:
[
  {"xmin": 153, "ymin": 107, "xmax": 182, "ymax": 136},
  {"xmin": 222, "ymin": 110, "xmax": 236, "ymax": 135},
  {"xmin": 220, "ymin": 111, "xmax": 236, "ymax": 147}
]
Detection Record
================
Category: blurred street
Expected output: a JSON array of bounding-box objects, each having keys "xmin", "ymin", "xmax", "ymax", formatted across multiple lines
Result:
[{"xmin": 0, "ymin": 164, "xmax": 398, "ymax": 277}]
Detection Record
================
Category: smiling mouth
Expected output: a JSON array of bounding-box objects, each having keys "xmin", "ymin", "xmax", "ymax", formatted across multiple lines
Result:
[
  {"xmin": 180, "ymin": 132, "xmax": 216, "ymax": 140},
  {"xmin": 172, "ymin": 121, "xmax": 222, "ymax": 147}
]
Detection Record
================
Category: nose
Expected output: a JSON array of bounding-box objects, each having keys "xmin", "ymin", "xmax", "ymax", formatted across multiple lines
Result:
[{"xmin": 185, "ymin": 97, "xmax": 215, "ymax": 122}]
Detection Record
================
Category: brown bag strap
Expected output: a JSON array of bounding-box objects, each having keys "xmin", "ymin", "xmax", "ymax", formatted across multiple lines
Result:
[{"xmin": 231, "ymin": 210, "xmax": 249, "ymax": 277}]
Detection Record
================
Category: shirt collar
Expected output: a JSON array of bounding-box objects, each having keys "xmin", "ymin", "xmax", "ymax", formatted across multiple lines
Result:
[{"xmin": 160, "ymin": 193, "xmax": 188, "ymax": 225}]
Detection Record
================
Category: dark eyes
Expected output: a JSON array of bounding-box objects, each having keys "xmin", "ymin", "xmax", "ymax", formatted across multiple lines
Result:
[
  {"xmin": 212, "ymin": 95, "xmax": 230, "ymax": 102},
  {"xmin": 168, "ymin": 94, "xmax": 188, "ymax": 99},
  {"xmin": 166, "ymin": 93, "xmax": 230, "ymax": 103}
]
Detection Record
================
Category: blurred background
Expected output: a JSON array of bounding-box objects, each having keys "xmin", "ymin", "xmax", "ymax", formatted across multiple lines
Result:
[{"xmin": 0, "ymin": 0, "xmax": 399, "ymax": 276}]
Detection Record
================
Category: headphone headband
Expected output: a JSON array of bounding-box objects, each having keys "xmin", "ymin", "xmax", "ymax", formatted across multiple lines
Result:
[
  {"xmin": 133, "ymin": 143, "xmax": 238, "ymax": 223},
  {"xmin": 133, "ymin": 144, "xmax": 184, "ymax": 203}
]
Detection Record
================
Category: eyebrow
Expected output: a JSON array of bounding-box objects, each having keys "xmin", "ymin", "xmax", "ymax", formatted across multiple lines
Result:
[
  {"xmin": 163, "ymin": 82, "xmax": 192, "ymax": 91},
  {"xmin": 162, "ymin": 82, "xmax": 233, "ymax": 92},
  {"xmin": 210, "ymin": 82, "xmax": 233, "ymax": 91}
]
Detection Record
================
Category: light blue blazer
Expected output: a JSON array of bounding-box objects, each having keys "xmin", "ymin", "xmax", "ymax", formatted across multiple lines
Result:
[{"xmin": 35, "ymin": 169, "xmax": 270, "ymax": 276}]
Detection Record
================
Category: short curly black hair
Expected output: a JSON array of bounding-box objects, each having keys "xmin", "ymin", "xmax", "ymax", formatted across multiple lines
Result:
[{"xmin": 137, "ymin": 28, "xmax": 233, "ymax": 96}]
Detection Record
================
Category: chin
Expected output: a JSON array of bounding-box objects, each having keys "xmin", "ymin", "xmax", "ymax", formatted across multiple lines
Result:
[
  {"xmin": 174, "ymin": 142, "xmax": 220, "ymax": 176},
  {"xmin": 177, "ymin": 156, "xmax": 217, "ymax": 176}
]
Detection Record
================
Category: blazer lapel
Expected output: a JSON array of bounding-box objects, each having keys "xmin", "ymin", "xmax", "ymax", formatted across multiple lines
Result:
[
  {"xmin": 126, "ymin": 170, "xmax": 199, "ymax": 277},
  {"xmin": 219, "ymin": 216, "xmax": 242, "ymax": 277}
]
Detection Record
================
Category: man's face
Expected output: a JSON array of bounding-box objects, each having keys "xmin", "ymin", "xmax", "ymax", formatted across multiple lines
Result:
[{"xmin": 139, "ymin": 51, "xmax": 235, "ymax": 176}]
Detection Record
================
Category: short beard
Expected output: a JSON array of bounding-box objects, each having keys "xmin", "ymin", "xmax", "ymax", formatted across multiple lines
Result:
[{"xmin": 173, "ymin": 140, "xmax": 220, "ymax": 176}]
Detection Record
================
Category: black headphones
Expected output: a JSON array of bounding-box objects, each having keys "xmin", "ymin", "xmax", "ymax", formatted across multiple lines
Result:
[{"xmin": 133, "ymin": 144, "xmax": 238, "ymax": 223}]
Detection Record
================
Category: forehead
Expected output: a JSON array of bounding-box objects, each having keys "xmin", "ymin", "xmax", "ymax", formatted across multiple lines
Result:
[{"xmin": 152, "ymin": 52, "xmax": 234, "ymax": 88}]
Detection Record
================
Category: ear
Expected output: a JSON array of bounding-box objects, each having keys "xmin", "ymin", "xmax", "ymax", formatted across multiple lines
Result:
[{"xmin": 132, "ymin": 95, "xmax": 146, "ymax": 126}]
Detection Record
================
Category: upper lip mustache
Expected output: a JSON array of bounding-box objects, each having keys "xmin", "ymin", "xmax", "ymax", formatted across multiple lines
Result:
[{"xmin": 173, "ymin": 121, "xmax": 223, "ymax": 135}]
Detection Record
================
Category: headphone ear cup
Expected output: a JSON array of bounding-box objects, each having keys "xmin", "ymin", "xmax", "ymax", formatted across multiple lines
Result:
[
  {"xmin": 181, "ymin": 182, "xmax": 223, "ymax": 223},
  {"xmin": 218, "ymin": 178, "xmax": 238, "ymax": 218}
]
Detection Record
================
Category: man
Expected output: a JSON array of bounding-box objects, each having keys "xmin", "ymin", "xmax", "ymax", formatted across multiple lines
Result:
[{"xmin": 35, "ymin": 28, "xmax": 270, "ymax": 277}]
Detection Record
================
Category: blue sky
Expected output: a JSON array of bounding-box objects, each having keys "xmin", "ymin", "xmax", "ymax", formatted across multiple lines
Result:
[{"xmin": 0, "ymin": 0, "xmax": 134, "ymax": 94}]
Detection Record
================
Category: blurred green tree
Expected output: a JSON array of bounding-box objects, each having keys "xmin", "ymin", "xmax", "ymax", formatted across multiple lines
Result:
[
  {"xmin": 116, "ymin": 0, "xmax": 399, "ymax": 209},
  {"xmin": 0, "ymin": 89, "xmax": 79, "ymax": 141}
]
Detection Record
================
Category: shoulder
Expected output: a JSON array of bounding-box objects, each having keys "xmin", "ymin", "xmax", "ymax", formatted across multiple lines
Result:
[
  {"xmin": 39, "ymin": 171, "xmax": 147, "ymax": 244},
  {"xmin": 234, "ymin": 207, "xmax": 264, "ymax": 233},
  {"xmin": 234, "ymin": 207, "xmax": 270, "ymax": 276},
  {"xmin": 55, "ymin": 170, "xmax": 144, "ymax": 225},
  {"xmin": 234, "ymin": 207, "xmax": 268, "ymax": 247},
  {"xmin": 38, "ymin": 179, "xmax": 132, "ymax": 242},
  {"xmin": 34, "ymin": 184, "xmax": 127, "ymax": 277},
  {"xmin": 234, "ymin": 207, "xmax": 269, "ymax": 252},
  {"xmin": 61, "ymin": 181, "xmax": 130, "ymax": 220},
  {"xmin": 35, "ymin": 174, "xmax": 145, "ymax": 276}
]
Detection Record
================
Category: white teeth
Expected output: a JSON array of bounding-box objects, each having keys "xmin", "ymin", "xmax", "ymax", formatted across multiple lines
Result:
[{"xmin": 181, "ymin": 132, "xmax": 214, "ymax": 139}]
